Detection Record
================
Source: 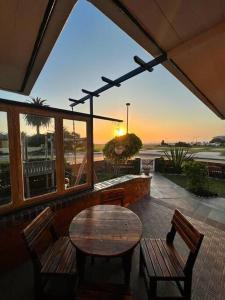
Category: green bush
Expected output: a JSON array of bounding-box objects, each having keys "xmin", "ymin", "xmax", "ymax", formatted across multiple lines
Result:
[
  {"xmin": 183, "ymin": 161, "xmax": 210, "ymax": 195},
  {"xmin": 175, "ymin": 141, "xmax": 191, "ymax": 147}
]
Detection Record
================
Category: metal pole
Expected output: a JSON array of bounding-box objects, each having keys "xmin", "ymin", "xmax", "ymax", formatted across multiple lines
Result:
[
  {"xmin": 126, "ymin": 103, "xmax": 130, "ymax": 134},
  {"xmin": 90, "ymin": 96, "xmax": 94, "ymax": 187},
  {"xmin": 72, "ymin": 107, "xmax": 77, "ymax": 165}
]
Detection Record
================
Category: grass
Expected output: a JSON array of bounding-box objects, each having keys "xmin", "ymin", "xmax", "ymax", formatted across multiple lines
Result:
[
  {"xmin": 220, "ymin": 150, "xmax": 225, "ymax": 156},
  {"xmin": 163, "ymin": 173, "xmax": 225, "ymax": 198},
  {"xmin": 94, "ymin": 144, "xmax": 105, "ymax": 152},
  {"xmin": 94, "ymin": 144, "xmax": 225, "ymax": 155}
]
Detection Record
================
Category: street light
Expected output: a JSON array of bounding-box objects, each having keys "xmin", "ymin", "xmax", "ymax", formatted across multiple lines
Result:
[{"xmin": 126, "ymin": 102, "xmax": 130, "ymax": 134}]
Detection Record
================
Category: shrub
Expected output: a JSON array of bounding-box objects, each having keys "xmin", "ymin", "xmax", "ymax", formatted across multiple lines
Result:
[
  {"xmin": 163, "ymin": 147, "xmax": 193, "ymax": 174},
  {"xmin": 183, "ymin": 161, "xmax": 210, "ymax": 195},
  {"xmin": 175, "ymin": 141, "xmax": 191, "ymax": 147}
]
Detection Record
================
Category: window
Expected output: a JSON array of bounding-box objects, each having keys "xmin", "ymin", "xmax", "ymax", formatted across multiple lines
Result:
[
  {"xmin": 0, "ymin": 100, "xmax": 92, "ymax": 214},
  {"xmin": 63, "ymin": 119, "xmax": 88, "ymax": 189},
  {"xmin": 20, "ymin": 114, "xmax": 56, "ymax": 199},
  {"xmin": 0, "ymin": 111, "xmax": 11, "ymax": 206}
]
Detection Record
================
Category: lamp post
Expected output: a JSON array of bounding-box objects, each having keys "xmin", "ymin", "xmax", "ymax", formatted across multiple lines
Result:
[{"xmin": 126, "ymin": 102, "xmax": 130, "ymax": 134}]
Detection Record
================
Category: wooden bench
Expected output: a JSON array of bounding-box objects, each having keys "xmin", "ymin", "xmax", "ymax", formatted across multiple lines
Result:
[
  {"xmin": 100, "ymin": 188, "xmax": 125, "ymax": 206},
  {"xmin": 140, "ymin": 209, "xmax": 204, "ymax": 300},
  {"xmin": 22, "ymin": 207, "xmax": 77, "ymax": 300}
]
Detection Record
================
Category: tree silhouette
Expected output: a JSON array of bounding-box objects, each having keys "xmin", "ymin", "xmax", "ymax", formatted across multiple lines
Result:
[{"xmin": 24, "ymin": 97, "xmax": 51, "ymax": 135}]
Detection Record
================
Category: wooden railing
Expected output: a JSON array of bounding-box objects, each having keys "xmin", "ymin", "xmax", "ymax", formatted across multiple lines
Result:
[{"xmin": 23, "ymin": 160, "xmax": 55, "ymax": 177}]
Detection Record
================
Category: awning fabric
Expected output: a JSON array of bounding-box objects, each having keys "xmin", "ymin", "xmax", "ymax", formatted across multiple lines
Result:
[
  {"xmin": 0, "ymin": 0, "xmax": 77, "ymax": 95},
  {"xmin": 90, "ymin": 0, "xmax": 225, "ymax": 119}
]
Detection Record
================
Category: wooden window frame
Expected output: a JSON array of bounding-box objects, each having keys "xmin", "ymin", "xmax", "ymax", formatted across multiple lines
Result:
[
  {"xmin": 62, "ymin": 116, "xmax": 91, "ymax": 193},
  {"xmin": 0, "ymin": 101, "xmax": 92, "ymax": 215}
]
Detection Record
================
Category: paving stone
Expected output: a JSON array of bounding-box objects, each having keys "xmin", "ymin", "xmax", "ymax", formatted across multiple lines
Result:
[
  {"xmin": 208, "ymin": 209, "xmax": 225, "ymax": 225},
  {"xmin": 151, "ymin": 173, "xmax": 225, "ymax": 229}
]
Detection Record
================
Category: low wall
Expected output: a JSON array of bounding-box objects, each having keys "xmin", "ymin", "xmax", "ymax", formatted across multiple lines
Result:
[
  {"xmin": 94, "ymin": 158, "xmax": 141, "ymax": 179},
  {"xmin": 0, "ymin": 175, "xmax": 151, "ymax": 273}
]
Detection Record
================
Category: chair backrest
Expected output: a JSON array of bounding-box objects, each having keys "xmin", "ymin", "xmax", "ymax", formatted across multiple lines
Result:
[
  {"xmin": 167, "ymin": 209, "xmax": 204, "ymax": 273},
  {"xmin": 22, "ymin": 207, "xmax": 57, "ymax": 269},
  {"xmin": 100, "ymin": 188, "xmax": 125, "ymax": 206}
]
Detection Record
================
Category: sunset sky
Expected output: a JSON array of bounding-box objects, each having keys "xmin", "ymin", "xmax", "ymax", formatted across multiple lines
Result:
[{"xmin": 0, "ymin": 0, "xmax": 224, "ymax": 143}]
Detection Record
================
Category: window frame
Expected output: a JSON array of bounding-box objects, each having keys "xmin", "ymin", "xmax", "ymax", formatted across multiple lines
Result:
[
  {"xmin": 0, "ymin": 108, "xmax": 13, "ymax": 209},
  {"xmin": 63, "ymin": 116, "xmax": 91, "ymax": 193},
  {"xmin": 0, "ymin": 101, "xmax": 92, "ymax": 214}
]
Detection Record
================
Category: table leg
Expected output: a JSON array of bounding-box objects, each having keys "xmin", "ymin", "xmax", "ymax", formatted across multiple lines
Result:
[
  {"xmin": 76, "ymin": 248, "xmax": 86, "ymax": 283},
  {"xmin": 122, "ymin": 249, "xmax": 133, "ymax": 287}
]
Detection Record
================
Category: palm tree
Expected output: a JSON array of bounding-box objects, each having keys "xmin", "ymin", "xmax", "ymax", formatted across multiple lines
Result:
[{"xmin": 24, "ymin": 97, "xmax": 51, "ymax": 135}]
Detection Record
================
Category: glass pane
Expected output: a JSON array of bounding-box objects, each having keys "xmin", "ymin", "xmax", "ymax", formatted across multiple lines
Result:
[
  {"xmin": 20, "ymin": 114, "xmax": 56, "ymax": 199},
  {"xmin": 63, "ymin": 119, "xmax": 87, "ymax": 189},
  {"xmin": 0, "ymin": 111, "xmax": 11, "ymax": 205},
  {"xmin": 94, "ymin": 119, "xmax": 116, "ymax": 181}
]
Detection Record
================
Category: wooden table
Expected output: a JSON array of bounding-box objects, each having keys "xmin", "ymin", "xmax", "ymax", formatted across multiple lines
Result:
[{"xmin": 69, "ymin": 205, "xmax": 142, "ymax": 286}]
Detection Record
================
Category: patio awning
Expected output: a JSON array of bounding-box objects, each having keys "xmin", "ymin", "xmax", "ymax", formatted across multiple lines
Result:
[
  {"xmin": 90, "ymin": 0, "xmax": 225, "ymax": 119},
  {"xmin": 0, "ymin": 0, "xmax": 77, "ymax": 95}
]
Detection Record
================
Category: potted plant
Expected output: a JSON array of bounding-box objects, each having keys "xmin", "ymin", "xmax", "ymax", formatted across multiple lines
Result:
[{"xmin": 103, "ymin": 133, "xmax": 142, "ymax": 176}]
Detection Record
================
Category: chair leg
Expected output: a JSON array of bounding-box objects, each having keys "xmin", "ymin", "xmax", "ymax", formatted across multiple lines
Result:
[
  {"xmin": 33, "ymin": 272, "xmax": 43, "ymax": 300},
  {"xmin": 149, "ymin": 280, "xmax": 157, "ymax": 300},
  {"xmin": 184, "ymin": 276, "xmax": 192, "ymax": 300},
  {"xmin": 139, "ymin": 248, "xmax": 144, "ymax": 277}
]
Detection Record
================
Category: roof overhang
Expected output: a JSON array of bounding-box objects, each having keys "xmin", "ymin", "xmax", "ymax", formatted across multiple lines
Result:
[
  {"xmin": 90, "ymin": 0, "xmax": 225, "ymax": 119},
  {"xmin": 0, "ymin": 0, "xmax": 77, "ymax": 95}
]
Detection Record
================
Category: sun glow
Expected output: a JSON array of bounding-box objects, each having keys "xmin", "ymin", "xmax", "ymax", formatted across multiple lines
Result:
[{"xmin": 114, "ymin": 127, "xmax": 126, "ymax": 137}]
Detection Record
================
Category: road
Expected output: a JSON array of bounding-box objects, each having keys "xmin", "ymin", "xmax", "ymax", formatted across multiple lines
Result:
[{"xmin": 1, "ymin": 150, "xmax": 225, "ymax": 164}]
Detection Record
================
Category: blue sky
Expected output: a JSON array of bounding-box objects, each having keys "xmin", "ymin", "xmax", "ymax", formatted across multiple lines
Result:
[{"xmin": 0, "ymin": 0, "xmax": 224, "ymax": 143}]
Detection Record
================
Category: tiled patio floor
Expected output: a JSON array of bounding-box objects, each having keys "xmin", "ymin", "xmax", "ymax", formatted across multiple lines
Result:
[
  {"xmin": 151, "ymin": 173, "xmax": 225, "ymax": 230},
  {"xmin": 1, "ymin": 174, "xmax": 225, "ymax": 299},
  {"xmin": 130, "ymin": 197, "xmax": 225, "ymax": 300}
]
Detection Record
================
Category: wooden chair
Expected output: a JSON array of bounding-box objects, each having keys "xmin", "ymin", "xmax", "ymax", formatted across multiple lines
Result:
[
  {"xmin": 140, "ymin": 209, "xmax": 204, "ymax": 300},
  {"xmin": 22, "ymin": 207, "xmax": 77, "ymax": 300},
  {"xmin": 100, "ymin": 188, "xmax": 125, "ymax": 206}
]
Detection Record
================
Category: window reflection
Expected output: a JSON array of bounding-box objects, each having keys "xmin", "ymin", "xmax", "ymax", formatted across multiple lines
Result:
[
  {"xmin": 63, "ymin": 119, "xmax": 87, "ymax": 189},
  {"xmin": 20, "ymin": 114, "xmax": 56, "ymax": 199}
]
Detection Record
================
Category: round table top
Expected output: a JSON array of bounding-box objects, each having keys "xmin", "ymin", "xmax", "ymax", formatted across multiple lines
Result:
[{"xmin": 69, "ymin": 205, "xmax": 142, "ymax": 257}]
